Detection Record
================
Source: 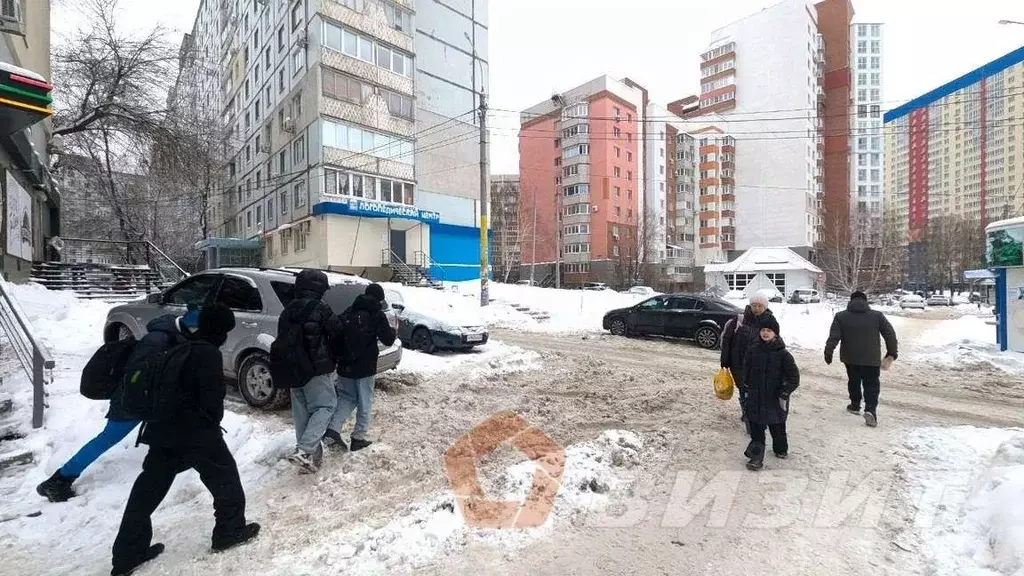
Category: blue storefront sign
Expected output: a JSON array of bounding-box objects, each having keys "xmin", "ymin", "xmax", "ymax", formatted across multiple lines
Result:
[{"xmin": 312, "ymin": 197, "xmax": 440, "ymax": 223}]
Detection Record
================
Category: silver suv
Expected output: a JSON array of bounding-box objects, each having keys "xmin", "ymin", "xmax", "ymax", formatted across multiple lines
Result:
[{"xmin": 103, "ymin": 267, "xmax": 403, "ymax": 411}]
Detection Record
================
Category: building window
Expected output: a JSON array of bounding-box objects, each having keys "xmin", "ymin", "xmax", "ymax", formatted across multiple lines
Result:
[
  {"xmin": 384, "ymin": 3, "xmax": 411, "ymax": 33},
  {"xmin": 291, "ymin": 1, "xmax": 302, "ymax": 30},
  {"xmin": 278, "ymin": 26, "xmax": 285, "ymax": 51},
  {"xmin": 325, "ymin": 168, "xmax": 414, "ymax": 206},
  {"xmin": 564, "ymin": 224, "xmax": 590, "ymax": 236},
  {"xmin": 724, "ymin": 273, "xmax": 757, "ymax": 291},
  {"xmin": 322, "ymin": 119, "xmax": 415, "ymax": 165},
  {"xmin": 323, "ymin": 68, "xmax": 370, "ymax": 104},
  {"xmin": 563, "ymin": 183, "xmax": 588, "ymax": 196},
  {"xmin": 613, "ymin": 166, "xmax": 621, "ymax": 177},
  {"xmin": 281, "ymin": 229, "xmax": 290, "ymax": 254},
  {"xmin": 279, "ymin": 150, "xmax": 287, "ymax": 173},
  {"xmin": 294, "ymin": 181, "xmax": 307, "ymax": 208},
  {"xmin": 292, "ymin": 135, "xmax": 306, "ymax": 164},
  {"xmin": 764, "ymin": 273, "xmax": 786, "ymax": 291},
  {"xmin": 292, "ymin": 47, "xmax": 304, "ymax": 76},
  {"xmin": 563, "ymin": 243, "xmax": 590, "ymax": 254},
  {"xmin": 280, "ymin": 190, "xmax": 289, "ymax": 215},
  {"xmin": 324, "ymin": 22, "xmax": 412, "ymax": 78},
  {"xmin": 627, "ymin": 151, "xmax": 633, "ymax": 162},
  {"xmin": 279, "ymin": 68, "xmax": 286, "ymax": 93},
  {"xmin": 383, "ymin": 89, "xmax": 414, "ymax": 119}
]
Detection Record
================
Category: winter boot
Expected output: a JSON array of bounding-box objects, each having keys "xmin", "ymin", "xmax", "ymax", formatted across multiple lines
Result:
[
  {"xmin": 212, "ymin": 522, "xmax": 261, "ymax": 552},
  {"xmin": 864, "ymin": 411, "xmax": 878, "ymax": 428},
  {"xmin": 286, "ymin": 449, "xmax": 318, "ymax": 474},
  {"xmin": 745, "ymin": 443, "xmax": 765, "ymax": 471},
  {"xmin": 323, "ymin": 429, "xmax": 348, "ymax": 452},
  {"xmin": 846, "ymin": 403, "xmax": 861, "ymax": 414},
  {"xmin": 349, "ymin": 437, "xmax": 372, "ymax": 452},
  {"xmin": 36, "ymin": 470, "xmax": 76, "ymax": 503},
  {"xmin": 111, "ymin": 543, "xmax": 164, "ymax": 576}
]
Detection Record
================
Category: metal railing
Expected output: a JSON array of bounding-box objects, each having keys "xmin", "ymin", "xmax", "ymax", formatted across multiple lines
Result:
[
  {"xmin": 51, "ymin": 237, "xmax": 189, "ymax": 287},
  {"xmin": 413, "ymin": 251, "xmax": 447, "ymax": 284},
  {"xmin": 0, "ymin": 281, "xmax": 55, "ymax": 429},
  {"xmin": 381, "ymin": 249, "xmax": 428, "ymax": 284}
]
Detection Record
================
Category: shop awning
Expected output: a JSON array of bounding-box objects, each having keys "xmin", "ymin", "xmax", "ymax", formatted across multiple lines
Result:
[{"xmin": 0, "ymin": 61, "xmax": 52, "ymax": 134}]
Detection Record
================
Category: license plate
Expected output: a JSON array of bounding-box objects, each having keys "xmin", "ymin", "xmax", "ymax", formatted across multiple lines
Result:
[{"xmin": 466, "ymin": 334, "xmax": 484, "ymax": 342}]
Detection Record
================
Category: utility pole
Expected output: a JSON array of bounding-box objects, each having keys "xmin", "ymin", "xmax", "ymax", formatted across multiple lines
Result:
[
  {"xmin": 471, "ymin": 0, "xmax": 490, "ymax": 306},
  {"xmin": 553, "ymin": 94, "xmax": 564, "ymax": 289}
]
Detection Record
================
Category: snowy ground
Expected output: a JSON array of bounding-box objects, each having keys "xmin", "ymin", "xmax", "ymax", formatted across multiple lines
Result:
[{"xmin": 0, "ymin": 281, "xmax": 1022, "ymax": 576}]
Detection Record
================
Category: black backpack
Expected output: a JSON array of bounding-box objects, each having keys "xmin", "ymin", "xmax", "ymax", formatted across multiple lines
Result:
[
  {"xmin": 80, "ymin": 337, "xmax": 138, "ymax": 400},
  {"xmin": 270, "ymin": 299, "xmax": 320, "ymax": 390},
  {"xmin": 336, "ymin": 306, "xmax": 376, "ymax": 371},
  {"xmin": 119, "ymin": 341, "xmax": 197, "ymax": 422}
]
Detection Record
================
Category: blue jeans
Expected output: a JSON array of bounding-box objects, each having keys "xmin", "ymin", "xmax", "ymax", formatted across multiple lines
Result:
[
  {"xmin": 329, "ymin": 377, "xmax": 374, "ymax": 441},
  {"xmin": 60, "ymin": 418, "xmax": 141, "ymax": 478},
  {"xmin": 290, "ymin": 374, "xmax": 337, "ymax": 455}
]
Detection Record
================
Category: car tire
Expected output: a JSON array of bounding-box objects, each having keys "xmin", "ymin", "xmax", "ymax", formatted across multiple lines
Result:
[
  {"xmin": 609, "ymin": 318, "xmax": 627, "ymax": 336},
  {"xmin": 411, "ymin": 327, "xmax": 435, "ymax": 354},
  {"xmin": 237, "ymin": 352, "xmax": 290, "ymax": 411},
  {"xmin": 695, "ymin": 326, "xmax": 720, "ymax": 350}
]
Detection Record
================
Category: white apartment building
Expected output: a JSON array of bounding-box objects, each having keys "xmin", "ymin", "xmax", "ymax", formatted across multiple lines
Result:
[
  {"xmin": 186, "ymin": 0, "xmax": 487, "ymax": 281},
  {"xmin": 690, "ymin": 0, "xmax": 824, "ymax": 258},
  {"xmin": 849, "ymin": 22, "xmax": 885, "ymax": 245}
]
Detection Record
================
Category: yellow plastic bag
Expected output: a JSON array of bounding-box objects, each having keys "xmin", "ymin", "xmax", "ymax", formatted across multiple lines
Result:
[{"xmin": 714, "ymin": 368, "xmax": 735, "ymax": 401}]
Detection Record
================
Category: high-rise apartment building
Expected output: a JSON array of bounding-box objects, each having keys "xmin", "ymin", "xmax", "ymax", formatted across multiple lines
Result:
[
  {"xmin": 0, "ymin": 1, "xmax": 58, "ymax": 277},
  {"xmin": 489, "ymin": 174, "xmax": 520, "ymax": 282},
  {"xmin": 849, "ymin": 22, "xmax": 885, "ymax": 245},
  {"xmin": 184, "ymin": 0, "xmax": 488, "ymax": 281},
  {"xmin": 681, "ymin": 0, "xmax": 826, "ymax": 258},
  {"xmin": 519, "ymin": 75, "xmax": 645, "ymax": 287},
  {"xmin": 884, "ymin": 45, "xmax": 1024, "ymax": 286}
]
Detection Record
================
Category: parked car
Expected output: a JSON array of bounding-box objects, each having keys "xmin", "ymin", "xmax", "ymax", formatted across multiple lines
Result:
[
  {"xmin": 602, "ymin": 293, "xmax": 742, "ymax": 349},
  {"xmin": 583, "ymin": 282, "xmax": 612, "ymax": 291},
  {"xmin": 622, "ymin": 286, "xmax": 659, "ymax": 297},
  {"xmin": 926, "ymin": 294, "xmax": 952, "ymax": 306},
  {"xmin": 789, "ymin": 288, "xmax": 821, "ymax": 304},
  {"xmin": 384, "ymin": 289, "xmax": 489, "ymax": 354},
  {"xmin": 103, "ymin": 267, "xmax": 403, "ymax": 411},
  {"xmin": 899, "ymin": 294, "xmax": 926, "ymax": 310}
]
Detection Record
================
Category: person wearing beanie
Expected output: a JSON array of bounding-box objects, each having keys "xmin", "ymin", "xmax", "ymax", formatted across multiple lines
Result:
[
  {"xmin": 274, "ymin": 269, "xmax": 345, "ymax": 473},
  {"xmin": 325, "ymin": 283, "xmax": 396, "ymax": 452},
  {"xmin": 824, "ymin": 290, "xmax": 899, "ymax": 427},
  {"xmin": 720, "ymin": 292, "xmax": 776, "ymax": 433},
  {"xmin": 741, "ymin": 313, "xmax": 799, "ymax": 471},
  {"xmin": 111, "ymin": 303, "xmax": 259, "ymax": 576},
  {"xmin": 36, "ymin": 305, "xmax": 204, "ymax": 505}
]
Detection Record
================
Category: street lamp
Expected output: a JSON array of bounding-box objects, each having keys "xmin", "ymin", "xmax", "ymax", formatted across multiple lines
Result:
[
  {"xmin": 999, "ymin": 19, "xmax": 1024, "ymax": 26},
  {"xmin": 551, "ymin": 93, "xmax": 565, "ymax": 289}
]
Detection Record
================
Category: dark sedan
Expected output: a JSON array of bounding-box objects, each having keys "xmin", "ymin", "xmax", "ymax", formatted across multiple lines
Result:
[{"xmin": 602, "ymin": 293, "xmax": 742, "ymax": 349}]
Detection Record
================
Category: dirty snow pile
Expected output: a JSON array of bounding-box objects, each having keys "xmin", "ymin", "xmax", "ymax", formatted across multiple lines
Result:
[
  {"xmin": 270, "ymin": 431, "xmax": 644, "ymax": 575},
  {"xmin": 398, "ymin": 342, "xmax": 542, "ymax": 377},
  {"xmin": 901, "ymin": 427, "xmax": 1024, "ymax": 576},
  {"xmin": 915, "ymin": 315, "xmax": 1024, "ymax": 374}
]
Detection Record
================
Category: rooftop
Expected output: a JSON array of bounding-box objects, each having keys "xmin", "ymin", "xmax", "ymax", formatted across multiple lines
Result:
[{"xmin": 703, "ymin": 247, "xmax": 823, "ymax": 274}]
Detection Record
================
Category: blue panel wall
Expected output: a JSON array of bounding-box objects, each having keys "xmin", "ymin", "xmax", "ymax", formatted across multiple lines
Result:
[
  {"xmin": 429, "ymin": 223, "xmax": 493, "ymax": 282},
  {"xmin": 996, "ymin": 268, "xmax": 1008, "ymax": 351}
]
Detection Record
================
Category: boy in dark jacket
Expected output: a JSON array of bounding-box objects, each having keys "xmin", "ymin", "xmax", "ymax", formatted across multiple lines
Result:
[
  {"xmin": 824, "ymin": 290, "xmax": 898, "ymax": 427},
  {"xmin": 325, "ymin": 283, "xmax": 396, "ymax": 452},
  {"xmin": 110, "ymin": 304, "xmax": 259, "ymax": 576},
  {"xmin": 742, "ymin": 315, "xmax": 800, "ymax": 471},
  {"xmin": 277, "ymin": 269, "xmax": 344, "ymax": 472},
  {"xmin": 36, "ymin": 310, "xmax": 201, "ymax": 503},
  {"xmin": 720, "ymin": 292, "xmax": 774, "ymax": 432}
]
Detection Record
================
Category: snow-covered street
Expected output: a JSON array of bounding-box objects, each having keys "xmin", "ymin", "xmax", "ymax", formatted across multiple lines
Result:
[{"xmin": 0, "ymin": 283, "xmax": 1022, "ymax": 576}]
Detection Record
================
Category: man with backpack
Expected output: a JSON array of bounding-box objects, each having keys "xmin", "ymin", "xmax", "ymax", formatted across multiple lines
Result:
[
  {"xmin": 36, "ymin": 308, "xmax": 202, "ymax": 503},
  {"xmin": 271, "ymin": 269, "xmax": 344, "ymax": 473},
  {"xmin": 324, "ymin": 283, "xmax": 396, "ymax": 452},
  {"xmin": 111, "ymin": 303, "xmax": 259, "ymax": 576}
]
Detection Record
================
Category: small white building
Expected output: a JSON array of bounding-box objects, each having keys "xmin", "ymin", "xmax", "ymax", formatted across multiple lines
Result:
[{"xmin": 704, "ymin": 247, "xmax": 824, "ymax": 299}]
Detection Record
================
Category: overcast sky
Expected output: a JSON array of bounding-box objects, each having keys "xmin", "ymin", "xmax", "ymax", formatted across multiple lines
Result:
[{"xmin": 56, "ymin": 0, "xmax": 1024, "ymax": 174}]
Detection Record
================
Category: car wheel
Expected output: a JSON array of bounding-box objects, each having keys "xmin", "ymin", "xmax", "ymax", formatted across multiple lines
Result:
[
  {"xmin": 695, "ymin": 326, "xmax": 720, "ymax": 349},
  {"xmin": 609, "ymin": 318, "xmax": 627, "ymax": 336},
  {"xmin": 237, "ymin": 352, "xmax": 290, "ymax": 411},
  {"xmin": 411, "ymin": 327, "xmax": 435, "ymax": 354}
]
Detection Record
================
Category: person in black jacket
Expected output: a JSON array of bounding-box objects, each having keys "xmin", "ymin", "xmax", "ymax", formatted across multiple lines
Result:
[
  {"xmin": 325, "ymin": 283, "xmax": 396, "ymax": 452},
  {"xmin": 36, "ymin": 310, "xmax": 200, "ymax": 503},
  {"xmin": 277, "ymin": 269, "xmax": 344, "ymax": 472},
  {"xmin": 719, "ymin": 293, "xmax": 774, "ymax": 432},
  {"xmin": 824, "ymin": 290, "xmax": 898, "ymax": 427},
  {"xmin": 110, "ymin": 304, "xmax": 259, "ymax": 576},
  {"xmin": 742, "ymin": 315, "xmax": 800, "ymax": 471}
]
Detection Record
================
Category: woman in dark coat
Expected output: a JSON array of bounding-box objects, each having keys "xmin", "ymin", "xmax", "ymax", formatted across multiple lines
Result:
[
  {"xmin": 720, "ymin": 293, "xmax": 774, "ymax": 431},
  {"xmin": 741, "ymin": 314, "xmax": 800, "ymax": 471}
]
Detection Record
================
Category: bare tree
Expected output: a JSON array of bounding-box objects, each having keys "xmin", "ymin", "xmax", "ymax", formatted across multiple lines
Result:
[
  {"xmin": 924, "ymin": 215, "xmax": 986, "ymax": 293},
  {"xmin": 613, "ymin": 211, "xmax": 661, "ymax": 289},
  {"xmin": 816, "ymin": 209, "xmax": 894, "ymax": 294}
]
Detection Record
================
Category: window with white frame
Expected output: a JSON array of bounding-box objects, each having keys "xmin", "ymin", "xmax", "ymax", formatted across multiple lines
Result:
[
  {"xmin": 724, "ymin": 273, "xmax": 756, "ymax": 290},
  {"xmin": 563, "ymin": 144, "xmax": 589, "ymax": 159},
  {"xmin": 563, "ymin": 165, "xmax": 579, "ymax": 177},
  {"xmin": 292, "ymin": 135, "xmax": 305, "ymax": 163},
  {"xmin": 295, "ymin": 223, "xmax": 308, "ymax": 251},
  {"xmin": 324, "ymin": 168, "xmax": 414, "ymax": 206},
  {"xmin": 764, "ymin": 273, "xmax": 786, "ymax": 291},
  {"xmin": 322, "ymin": 119, "xmax": 414, "ymax": 165},
  {"xmin": 384, "ymin": 3, "xmax": 411, "ymax": 33},
  {"xmin": 563, "ymin": 184, "xmax": 588, "ymax": 196},
  {"xmin": 291, "ymin": 2, "xmax": 302, "ymax": 29},
  {"xmin": 323, "ymin": 21, "xmax": 413, "ymax": 78},
  {"xmin": 564, "ymin": 224, "xmax": 590, "ymax": 236},
  {"xmin": 563, "ymin": 243, "xmax": 589, "ymax": 254},
  {"xmin": 562, "ymin": 203, "xmax": 589, "ymax": 216},
  {"xmin": 280, "ymin": 229, "xmax": 291, "ymax": 254},
  {"xmin": 294, "ymin": 181, "xmax": 307, "ymax": 208}
]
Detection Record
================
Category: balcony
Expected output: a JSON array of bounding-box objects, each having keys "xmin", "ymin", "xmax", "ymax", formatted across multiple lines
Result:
[{"xmin": 561, "ymin": 131, "xmax": 589, "ymax": 148}]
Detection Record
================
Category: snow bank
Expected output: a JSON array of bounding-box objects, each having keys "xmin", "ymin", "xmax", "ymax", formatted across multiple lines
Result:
[
  {"xmin": 397, "ymin": 342, "xmax": 542, "ymax": 377},
  {"xmin": 902, "ymin": 427, "xmax": 1024, "ymax": 576},
  {"xmin": 914, "ymin": 316, "xmax": 1024, "ymax": 374},
  {"xmin": 269, "ymin": 431, "xmax": 644, "ymax": 575}
]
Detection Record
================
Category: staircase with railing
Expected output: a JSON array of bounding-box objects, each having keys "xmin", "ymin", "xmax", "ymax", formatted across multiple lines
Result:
[
  {"xmin": 0, "ymin": 281, "xmax": 54, "ymax": 431},
  {"xmin": 31, "ymin": 238, "xmax": 189, "ymax": 301},
  {"xmin": 381, "ymin": 250, "xmax": 443, "ymax": 289}
]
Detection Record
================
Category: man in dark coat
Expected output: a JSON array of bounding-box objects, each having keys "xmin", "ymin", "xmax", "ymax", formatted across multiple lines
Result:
[
  {"xmin": 277, "ymin": 269, "xmax": 344, "ymax": 472},
  {"xmin": 36, "ymin": 309, "xmax": 201, "ymax": 503},
  {"xmin": 824, "ymin": 290, "xmax": 899, "ymax": 427},
  {"xmin": 110, "ymin": 304, "xmax": 259, "ymax": 576},
  {"xmin": 742, "ymin": 315, "xmax": 800, "ymax": 471},
  {"xmin": 325, "ymin": 283, "xmax": 396, "ymax": 452},
  {"xmin": 720, "ymin": 292, "xmax": 774, "ymax": 431}
]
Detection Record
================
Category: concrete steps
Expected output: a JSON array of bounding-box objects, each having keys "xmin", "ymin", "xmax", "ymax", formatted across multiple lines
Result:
[{"xmin": 30, "ymin": 261, "xmax": 169, "ymax": 302}]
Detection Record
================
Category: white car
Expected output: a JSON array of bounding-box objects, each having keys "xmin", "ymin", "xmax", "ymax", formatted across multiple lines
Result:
[
  {"xmin": 623, "ymin": 286, "xmax": 658, "ymax": 297},
  {"xmin": 926, "ymin": 294, "xmax": 952, "ymax": 306},
  {"xmin": 899, "ymin": 294, "xmax": 926, "ymax": 309},
  {"xmin": 789, "ymin": 288, "xmax": 821, "ymax": 304}
]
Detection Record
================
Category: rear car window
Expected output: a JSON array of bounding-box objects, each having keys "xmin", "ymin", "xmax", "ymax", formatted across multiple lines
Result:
[{"xmin": 271, "ymin": 281, "xmax": 296, "ymax": 306}]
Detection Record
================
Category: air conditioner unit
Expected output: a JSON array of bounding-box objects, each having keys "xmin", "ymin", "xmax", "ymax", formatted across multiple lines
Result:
[
  {"xmin": 296, "ymin": 32, "xmax": 308, "ymax": 49},
  {"xmin": 282, "ymin": 117, "xmax": 295, "ymax": 133}
]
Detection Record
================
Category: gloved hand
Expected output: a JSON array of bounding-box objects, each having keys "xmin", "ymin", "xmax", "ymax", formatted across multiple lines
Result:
[
  {"xmin": 824, "ymin": 350, "xmax": 833, "ymax": 365},
  {"xmin": 778, "ymin": 396, "xmax": 789, "ymax": 412}
]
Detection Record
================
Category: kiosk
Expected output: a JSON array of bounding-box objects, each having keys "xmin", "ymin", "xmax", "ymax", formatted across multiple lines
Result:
[{"xmin": 986, "ymin": 217, "xmax": 1024, "ymax": 352}]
